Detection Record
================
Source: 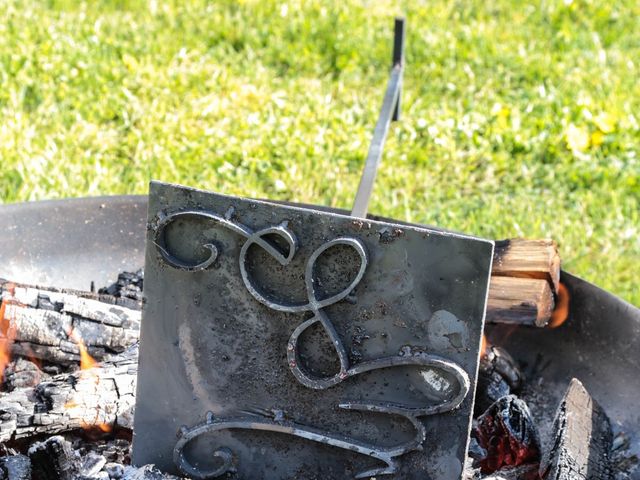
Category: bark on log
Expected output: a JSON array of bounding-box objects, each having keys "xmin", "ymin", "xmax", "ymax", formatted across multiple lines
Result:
[
  {"xmin": 0, "ymin": 281, "xmax": 140, "ymax": 365},
  {"xmin": 486, "ymin": 276, "xmax": 555, "ymax": 327},
  {"xmin": 539, "ymin": 378, "xmax": 613, "ymax": 480},
  {"xmin": 0, "ymin": 347, "xmax": 136, "ymax": 443}
]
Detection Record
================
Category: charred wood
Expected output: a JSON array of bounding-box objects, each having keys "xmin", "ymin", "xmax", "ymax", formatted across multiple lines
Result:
[
  {"xmin": 481, "ymin": 463, "xmax": 539, "ymax": 480},
  {"xmin": 2, "ymin": 359, "xmax": 48, "ymax": 392},
  {"xmin": 539, "ymin": 378, "xmax": 613, "ymax": 480},
  {"xmin": 28, "ymin": 436, "xmax": 80, "ymax": 480},
  {"xmin": 475, "ymin": 346, "xmax": 522, "ymax": 414},
  {"xmin": 97, "ymin": 271, "xmax": 143, "ymax": 311},
  {"xmin": 121, "ymin": 465, "xmax": 184, "ymax": 480},
  {"xmin": 0, "ymin": 347, "xmax": 136, "ymax": 443},
  {"xmin": 472, "ymin": 395, "xmax": 540, "ymax": 474},
  {"xmin": 0, "ymin": 454, "xmax": 31, "ymax": 480},
  {"xmin": 492, "ymin": 239, "xmax": 560, "ymax": 293},
  {"xmin": 0, "ymin": 280, "xmax": 142, "ymax": 312},
  {"xmin": 486, "ymin": 276, "xmax": 554, "ymax": 327},
  {"xmin": 0, "ymin": 282, "xmax": 140, "ymax": 366}
]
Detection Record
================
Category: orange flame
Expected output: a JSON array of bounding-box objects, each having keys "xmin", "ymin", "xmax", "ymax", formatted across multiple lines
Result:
[
  {"xmin": 67, "ymin": 328, "xmax": 99, "ymax": 371},
  {"xmin": 548, "ymin": 283, "xmax": 570, "ymax": 328},
  {"xmin": 0, "ymin": 284, "xmax": 17, "ymax": 383},
  {"xmin": 97, "ymin": 423, "xmax": 112, "ymax": 433},
  {"xmin": 480, "ymin": 334, "xmax": 489, "ymax": 357},
  {"xmin": 66, "ymin": 328, "xmax": 112, "ymax": 433}
]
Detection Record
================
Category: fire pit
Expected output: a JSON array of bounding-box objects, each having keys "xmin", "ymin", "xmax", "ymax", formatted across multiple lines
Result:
[
  {"xmin": 0, "ymin": 18, "xmax": 638, "ymax": 480},
  {"xmin": 1, "ymin": 194, "xmax": 639, "ymax": 479}
]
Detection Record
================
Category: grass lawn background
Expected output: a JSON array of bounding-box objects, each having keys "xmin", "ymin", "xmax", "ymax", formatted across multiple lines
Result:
[{"xmin": 0, "ymin": 0, "xmax": 638, "ymax": 305}]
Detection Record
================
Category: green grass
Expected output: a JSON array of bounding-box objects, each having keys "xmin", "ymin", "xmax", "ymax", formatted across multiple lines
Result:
[{"xmin": 0, "ymin": 0, "xmax": 638, "ymax": 305}]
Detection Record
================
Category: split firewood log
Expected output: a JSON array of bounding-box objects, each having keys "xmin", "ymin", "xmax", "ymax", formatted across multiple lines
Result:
[
  {"xmin": 0, "ymin": 346, "xmax": 136, "ymax": 443},
  {"xmin": 488, "ymin": 238, "xmax": 562, "ymax": 327}
]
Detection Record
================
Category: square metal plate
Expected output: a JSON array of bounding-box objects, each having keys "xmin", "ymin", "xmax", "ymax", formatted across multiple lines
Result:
[{"xmin": 133, "ymin": 181, "xmax": 494, "ymax": 479}]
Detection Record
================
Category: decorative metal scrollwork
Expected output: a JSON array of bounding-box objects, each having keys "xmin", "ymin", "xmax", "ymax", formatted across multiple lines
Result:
[{"xmin": 153, "ymin": 207, "xmax": 470, "ymax": 479}]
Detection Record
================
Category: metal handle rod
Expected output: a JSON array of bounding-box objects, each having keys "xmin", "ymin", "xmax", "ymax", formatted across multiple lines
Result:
[{"xmin": 351, "ymin": 17, "xmax": 405, "ymax": 219}]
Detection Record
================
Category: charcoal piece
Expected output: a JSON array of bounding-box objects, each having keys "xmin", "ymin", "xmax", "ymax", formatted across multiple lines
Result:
[
  {"xmin": 539, "ymin": 378, "xmax": 613, "ymax": 480},
  {"xmin": 481, "ymin": 463, "xmax": 539, "ymax": 480},
  {"xmin": 121, "ymin": 465, "xmax": 183, "ymax": 480},
  {"xmin": 28, "ymin": 436, "xmax": 80, "ymax": 480},
  {"xmin": 80, "ymin": 452, "xmax": 107, "ymax": 477},
  {"xmin": 98, "ymin": 270, "xmax": 144, "ymax": 308},
  {"xmin": 0, "ymin": 454, "xmax": 31, "ymax": 480},
  {"xmin": 104, "ymin": 463, "xmax": 124, "ymax": 479},
  {"xmin": 472, "ymin": 395, "xmax": 540, "ymax": 473},
  {"xmin": 475, "ymin": 345, "xmax": 522, "ymax": 414}
]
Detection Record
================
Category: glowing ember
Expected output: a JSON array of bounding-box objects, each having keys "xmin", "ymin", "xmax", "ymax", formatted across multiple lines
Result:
[
  {"xmin": 473, "ymin": 395, "xmax": 540, "ymax": 473},
  {"xmin": 549, "ymin": 283, "xmax": 570, "ymax": 328}
]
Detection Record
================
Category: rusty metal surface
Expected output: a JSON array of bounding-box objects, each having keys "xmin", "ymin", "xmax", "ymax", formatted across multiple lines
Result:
[{"xmin": 132, "ymin": 182, "xmax": 494, "ymax": 479}]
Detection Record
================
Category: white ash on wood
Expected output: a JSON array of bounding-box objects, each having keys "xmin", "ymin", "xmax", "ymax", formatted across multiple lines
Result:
[
  {"xmin": 0, "ymin": 281, "xmax": 140, "ymax": 366},
  {"xmin": 0, "ymin": 454, "xmax": 31, "ymax": 480},
  {"xmin": 1, "ymin": 435, "xmax": 185, "ymax": 480},
  {"xmin": 0, "ymin": 347, "xmax": 136, "ymax": 443},
  {"xmin": 539, "ymin": 378, "xmax": 613, "ymax": 480}
]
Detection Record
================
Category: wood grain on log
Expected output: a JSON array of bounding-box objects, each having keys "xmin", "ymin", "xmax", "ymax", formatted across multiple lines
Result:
[
  {"xmin": 486, "ymin": 276, "xmax": 555, "ymax": 327},
  {"xmin": 493, "ymin": 239, "xmax": 561, "ymax": 293},
  {"xmin": 539, "ymin": 378, "xmax": 613, "ymax": 480},
  {"xmin": 0, "ymin": 347, "xmax": 136, "ymax": 443}
]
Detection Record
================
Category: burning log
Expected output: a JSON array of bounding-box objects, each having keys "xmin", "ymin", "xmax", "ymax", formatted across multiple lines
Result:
[
  {"xmin": 487, "ymin": 239, "xmax": 562, "ymax": 327},
  {"xmin": 0, "ymin": 346, "xmax": 136, "ymax": 443},
  {"xmin": 539, "ymin": 378, "xmax": 613, "ymax": 480},
  {"xmin": 0, "ymin": 280, "xmax": 140, "ymax": 366},
  {"xmin": 486, "ymin": 276, "xmax": 554, "ymax": 327}
]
